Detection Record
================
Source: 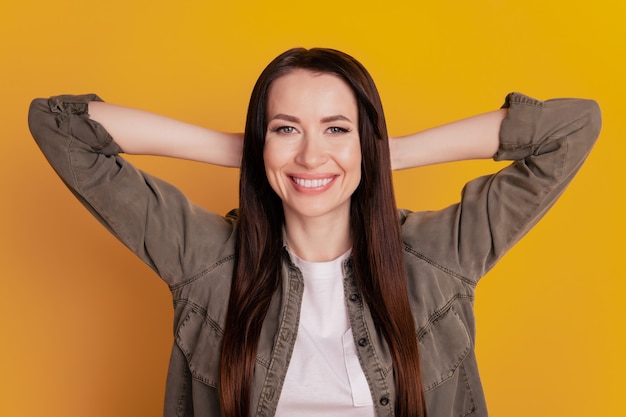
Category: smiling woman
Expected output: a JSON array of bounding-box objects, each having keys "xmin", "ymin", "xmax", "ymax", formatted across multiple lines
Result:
[
  {"xmin": 27, "ymin": 47, "xmax": 601, "ymax": 417},
  {"xmin": 224, "ymin": 49, "xmax": 425, "ymax": 417}
]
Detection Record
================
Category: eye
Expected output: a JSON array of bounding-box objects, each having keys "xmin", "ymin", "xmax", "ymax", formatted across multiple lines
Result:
[
  {"xmin": 271, "ymin": 126, "xmax": 297, "ymax": 135},
  {"xmin": 327, "ymin": 126, "xmax": 350, "ymax": 134}
]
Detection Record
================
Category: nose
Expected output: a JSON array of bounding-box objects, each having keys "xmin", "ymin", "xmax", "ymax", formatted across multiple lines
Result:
[{"xmin": 294, "ymin": 134, "xmax": 328, "ymax": 169}]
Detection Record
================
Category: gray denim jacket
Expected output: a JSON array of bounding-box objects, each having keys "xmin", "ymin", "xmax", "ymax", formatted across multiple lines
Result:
[{"xmin": 28, "ymin": 93, "xmax": 601, "ymax": 417}]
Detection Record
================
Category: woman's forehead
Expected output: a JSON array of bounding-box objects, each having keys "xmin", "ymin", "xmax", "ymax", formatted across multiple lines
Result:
[{"xmin": 267, "ymin": 70, "xmax": 358, "ymax": 120}]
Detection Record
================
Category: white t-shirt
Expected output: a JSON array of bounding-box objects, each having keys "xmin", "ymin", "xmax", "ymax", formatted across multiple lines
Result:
[{"xmin": 275, "ymin": 250, "xmax": 375, "ymax": 417}]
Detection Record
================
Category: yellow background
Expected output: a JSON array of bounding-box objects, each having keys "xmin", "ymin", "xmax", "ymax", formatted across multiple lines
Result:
[{"xmin": 2, "ymin": 0, "xmax": 624, "ymax": 416}]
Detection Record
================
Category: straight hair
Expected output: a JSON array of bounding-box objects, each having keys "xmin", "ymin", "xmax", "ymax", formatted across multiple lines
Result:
[{"xmin": 220, "ymin": 47, "xmax": 426, "ymax": 417}]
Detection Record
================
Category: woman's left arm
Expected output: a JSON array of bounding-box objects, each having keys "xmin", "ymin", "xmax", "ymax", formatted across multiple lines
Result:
[
  {"xmin": 390, "ymin": 108, "xmax": 507, "ymax": 170},
  {"xmin": 398, "ymin": 92, "xmax": 602, "ymax": 282}
]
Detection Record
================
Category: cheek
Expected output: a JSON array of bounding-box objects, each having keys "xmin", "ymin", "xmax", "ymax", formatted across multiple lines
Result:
[
  {"xmin": 263, "ymin": 143, "xmax": 278, "ymax": 172},
  {"xmin": 350, "ymin": 145, "xmax": 363, "ymax": 187},
  {"xmin": 263, "ymin": 139, "xmax": 294, "ymax": 171},
  {"xmin": 263, "ymin": 144, "xmax": 282, "ymax": 191},
  {"xmin": 344, "ymin": 142, "xmax": 362, "ymax": 174},
  {"xmin": 262, "ymin": 150, "xmax": 274, "ymax": 181}
]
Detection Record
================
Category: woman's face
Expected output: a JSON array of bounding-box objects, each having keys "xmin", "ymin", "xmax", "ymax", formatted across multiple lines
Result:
[{"xmin": 263, "ymin": 69, "xmax": 362, "ymax": 224}]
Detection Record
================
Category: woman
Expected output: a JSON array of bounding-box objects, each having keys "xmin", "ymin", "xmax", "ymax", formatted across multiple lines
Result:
[{"xmin": 28, "ymin": 48, "xmax": 601, "ymax": 417}]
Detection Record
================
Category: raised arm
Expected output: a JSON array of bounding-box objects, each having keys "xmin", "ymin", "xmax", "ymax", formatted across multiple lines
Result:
[
  {"xmin": 28, "ymin": 94, "xmax": 240, "ymax": 286},
  {"xmin": 399, "ymin": 92, "xmax": 602, "ymax": 283},
  {"xmin": 389, "ymin": 109, "xmax": 507, "ymax": 170},
  {"xmin": 88, "ymin": 101, "xmax": 243, "ymax": 167}
]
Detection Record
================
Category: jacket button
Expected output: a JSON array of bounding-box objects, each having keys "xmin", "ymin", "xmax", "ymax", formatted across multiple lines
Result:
[
  {"xmin": 379, "ymin": 396, "xmax": 389, "ymax": 406},
  {"xmin": 349, "ymin": 293, "xmax": 360, "ymax": 302},
  {"xmin": 358, "ymin": 338, "xmax": 368, "ymax": 347}
]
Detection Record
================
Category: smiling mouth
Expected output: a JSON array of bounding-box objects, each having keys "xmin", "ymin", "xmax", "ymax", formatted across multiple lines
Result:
[{"xmin": 291, "ymin": 176, "xmax": 335, "ymax": 189}]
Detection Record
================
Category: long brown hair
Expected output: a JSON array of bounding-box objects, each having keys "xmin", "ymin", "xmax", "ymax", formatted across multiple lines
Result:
[{"xmin": 220, "ymin": 48, "xmax": 426, "ymax": 417}]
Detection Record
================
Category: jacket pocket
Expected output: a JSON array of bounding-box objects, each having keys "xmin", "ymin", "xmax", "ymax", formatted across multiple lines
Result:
[
  {"xmin": 175, "ymin": 309, "xmax": 223, "ymax": 388},
  {"xmin": 418, "ymin": 307, "xmax": 471, "ymax": 392}
]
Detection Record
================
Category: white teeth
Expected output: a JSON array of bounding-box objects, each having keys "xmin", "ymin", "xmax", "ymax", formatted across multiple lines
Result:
[{"xmin": 293, "ymin": 177, "xmax": 333, "ymax": 188}]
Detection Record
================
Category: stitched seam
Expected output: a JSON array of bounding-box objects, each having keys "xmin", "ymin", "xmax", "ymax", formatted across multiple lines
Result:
[
  {"xmin": 416, "ymin": 295, "xmax": 473, "ymax": 340},
  {"xmin": 176, "ymin": 365, "xmax": 192, "ymax": 416},
  {"xmin": 173, "ymin": 299, "xmax": 205, "ymax": 313},
  {"xmin": 403, "ymin": 245, "xmax": 477, "ymax": 287},
  {"xmin": 169, "ymin": 253, "xmax": 236, "ymax": 291},
  {"xmin": 460, "ymin": 363, "xmax": 478, "ymax": 416}
]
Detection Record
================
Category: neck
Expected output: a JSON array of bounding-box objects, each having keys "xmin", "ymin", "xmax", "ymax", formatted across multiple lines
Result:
[{"xmin": 283, "ymin": 212, "xmax": 351, "ymax": 262}]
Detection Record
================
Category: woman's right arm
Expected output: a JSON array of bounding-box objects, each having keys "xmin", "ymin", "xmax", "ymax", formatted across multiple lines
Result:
[
  {"xmin": 28, "ymin": 94, "xmax": 239, "ymax": 286},
  {"xmin": 88, "ymin": 101, "xmax": 242, "ymax": 167}
]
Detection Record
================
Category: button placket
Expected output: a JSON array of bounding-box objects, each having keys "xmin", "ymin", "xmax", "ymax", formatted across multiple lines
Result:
[{"xmin": 343, "ymin": 259, "xmax": 394, "ymax": 415}]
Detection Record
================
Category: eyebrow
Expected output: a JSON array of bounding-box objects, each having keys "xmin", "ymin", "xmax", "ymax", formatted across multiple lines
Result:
[
  {"xmin": 321, "ymin": 115, "xmax": 352, "ymax": 123},
  {"xmin": 269, "ymin": 114, "xmax": 353, "ymax": 124},
  {"xmin": 270, "ymin": 114, "xmax": 300, "ymax": 123}
]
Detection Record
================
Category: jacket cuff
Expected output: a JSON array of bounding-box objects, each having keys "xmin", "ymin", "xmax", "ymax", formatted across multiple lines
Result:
[
  {"xmin": 49, "ymin": 94, "xmax": 123, "ymax": 155},
  {"xmin": 494, "ymin": 92, "xmax": 544, "ymax": 161}
]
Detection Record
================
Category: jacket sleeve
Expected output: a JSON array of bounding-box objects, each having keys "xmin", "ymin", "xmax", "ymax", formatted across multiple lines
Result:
[
  {"xmin": 28, "ymin": 94, "xmax": 237, "ymax": 287},
  {"xmin": 401, "ymin": 92, "xmax": 602, "ymax": 284}
]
